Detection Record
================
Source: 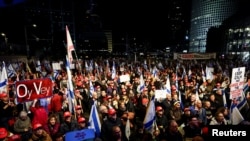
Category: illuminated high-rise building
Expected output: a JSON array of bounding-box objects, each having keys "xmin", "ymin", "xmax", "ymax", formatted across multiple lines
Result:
[{"xmin": 189, "ymin": 0, "xmax": 239, "ymax": 52}]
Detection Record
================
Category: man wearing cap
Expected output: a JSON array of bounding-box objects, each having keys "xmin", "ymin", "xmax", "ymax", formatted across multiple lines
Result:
[
  {"xmin": 77, "ymin": 117, "xmax": 87, "ymax": 130},
  {"xmin": 155, "ymin": 106, "xmax": 168, "ymax": 137},
  {"xmin": 0, "ymin": 92, "xmax": 15, "ymax": 130},
  {"xmin": 169, "ymin": 101, "xmax": 183, "ymax": 125},
  {"xmin": 0, "ymin": 127, "xmax": 8, "ymax": 140},
  {"xmin": 59, "ymin": 111, "xmax": 78, "ymax": 135},
  {"xmin": 101, "ymin": 108, "xmax": 122, "ymax": 141},
  {"xmin": 74, "ymin": 105, "xmax": 83, "ymax": 120},
  {"xmin": 29, "ymin": 123, "xmax": 52, "ymax": 141}
]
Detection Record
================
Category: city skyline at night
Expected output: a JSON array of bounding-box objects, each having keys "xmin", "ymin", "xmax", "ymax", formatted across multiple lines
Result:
[{"xmin": 0, "ymin": 0, "xmax": 250, "ymax": 58}]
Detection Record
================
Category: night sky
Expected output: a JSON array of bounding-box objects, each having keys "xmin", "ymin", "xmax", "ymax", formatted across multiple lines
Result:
[
  {"xmin": 99, "ymin": 0, "xmax": 170, "ymax": 37},
  {"xmin": 0, "ymin": 0, "xmax": 177, "ymax": 50}
]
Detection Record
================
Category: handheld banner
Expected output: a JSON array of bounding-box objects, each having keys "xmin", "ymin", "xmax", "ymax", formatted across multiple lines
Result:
[
  {"xmin": 65, "ymin": 129, "xmax": 95, "ymax": 141},
  {"xmin": 16, "ymin": 78, "xmax": 53, "ymax": 103}
]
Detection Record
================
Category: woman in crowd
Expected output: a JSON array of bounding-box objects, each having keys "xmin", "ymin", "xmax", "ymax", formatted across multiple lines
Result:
[{"xmin": 43, "ymin": 114, "xmax": 60, "ymax": 140}]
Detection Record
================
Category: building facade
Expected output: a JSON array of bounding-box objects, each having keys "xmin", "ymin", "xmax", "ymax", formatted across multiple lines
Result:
[{"xmin": 189, "ymin": 0, "xmax": 238, "ymax": 52}]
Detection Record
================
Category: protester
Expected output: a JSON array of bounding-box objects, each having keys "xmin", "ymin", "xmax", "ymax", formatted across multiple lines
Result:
[
  {"xmin": 29, "ymin": 123, "xmax": 52, "ymax": 141},
  {"xmin": 43, "ymin": 114, "xmax": 60, "ymax": 140},
  {"xmin": 209, "ymin": 111, "xmax": 228, "ymax": 125},
  {"xmin": 59, "ymin": 111, "xmax": 78, "ymax": 135},
  {"xmin": 13, "ymin": 110, "xmax": 32, "ymax": 140},
  {"xmin": 0, "ymin": 127, "xmax": 8, "ymax": 140},
  {"xmin": 101, "ymin": 108, "xmax": 122, "ymax": 141},
  {"xmin": 30, "ymin": 99, "xmax": 48, "ymax": 127},
  {"xmin": 1, "ymin": 57, "xmax": 250, "ymax": 141},
  {"xmin": 183, "ymin": 116, "xmax": 202, "ymax": 140},
  {"xmin": 77, "ymin": 117, "xmax": 88, "ymax": 130},
  {"xmin": 0, "ymin": 92, "xmax": 16, "ymax": 130},
  {"xmin": 164, "ymin": 120, "xmax": 184, "ymax": 141},
  {"xmin": 50, "ymin": 88, "xmax": 65, "ymax": 123}
]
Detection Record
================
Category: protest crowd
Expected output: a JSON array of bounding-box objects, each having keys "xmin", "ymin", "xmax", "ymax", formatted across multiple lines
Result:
[{"xmin": 0, "ymin": 55, "xmax": 250, "ymax": 141}]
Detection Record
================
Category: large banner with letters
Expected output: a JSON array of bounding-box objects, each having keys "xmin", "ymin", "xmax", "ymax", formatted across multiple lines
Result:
[
  {"xmin": 15, "ymin": 78, "xmax": 53, "ymax": 103},
  {"xmin": 173, "ymin": 53, "xmax": 216, "ymax": 60},
  {"xmin": 230, "ymin": 67, "xmax": 245, "ymax": 99}
]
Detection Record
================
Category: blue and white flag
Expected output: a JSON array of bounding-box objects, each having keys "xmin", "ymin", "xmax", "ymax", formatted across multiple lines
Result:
[
  {"xmin": 88, "ymin": 101, "xmax": 101, "ymax": 137},
  {"xmin": 0, "ymin": 62, "xmax": 8, "ymax": 93},
  {"xmin": 89, "ymin": 80, "xmax": 94, "ymax": 97},
  {"xmin": 36, "ymin": 60, "xmax": 42, "ymax": 72},
  {"xmin": 182, "ymin": 65, "xmax": 186, "ymax": 79},
  {"xmin": 125, "ymin": 115, "xmax": 131, "ymax": 140},
  {"xmin": 143, "ymin": 95, "xmax": 156, "ymax": 135},
  {"xmin": 137, "ymin": 73, "xmax": 145, "ymax": 93},
  {"xmin": 165, "ymin": 75, "xmax": 171, "ymax": 94},
  {"xmin": 205, "ymin": 66, "xmax": 214, "ymax": 80},
  {"xmin": 85, "ymin": 61, "xmax": 89, "ymax": 72},
  {"xmin": 176, "ymin": 65, "xmax": 184, "ymax": 109},
  {"xmin": 201, "ymin": 65, "xmax": 206, "ymax": 82},
  {"xmin": 237, "ymin": 84, "xmax": 249, "ymax": 110},
  {"xmin": 53, "ymin": 70, "xmax": 59, "ymax": 81},
  {"xmin": 111, "ymin": 61, "xmax": 116, "ymax": 80},
  {"xmin": 143, "ymin": 60, "xmax": 147, "ymax": 70},
  {"xmin": 188, "ymin": 65, "xmax": 192, "ymax": 79},
  {"xmin": 66, "ymin": 56, "xmax": 75, "ymax": 114},
  {"xmin": 7, "ymin": 63, "xmax": 16, "ymax": 78},
  {"xmin": 230, "ymin": 101, "xmax": 244, "ymax": 125}
]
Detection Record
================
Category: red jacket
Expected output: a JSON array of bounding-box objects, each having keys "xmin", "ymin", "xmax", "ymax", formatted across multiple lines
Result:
[
  {"xmin": 30, "ymin": 106, "xmax": 48, "ymax": 126},
  {"xmin": 50, "ymin": 93, "xmax": 63, "ymax": 113}
]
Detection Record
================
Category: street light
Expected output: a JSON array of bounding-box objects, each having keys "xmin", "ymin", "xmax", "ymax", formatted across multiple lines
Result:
[
  {"xmin": 24, "ymin": 24, "xmax": 37, "ymax": 56},
  {"xmin": 1, "ymin": 32, "xmax": 8, "ymax": 49}
]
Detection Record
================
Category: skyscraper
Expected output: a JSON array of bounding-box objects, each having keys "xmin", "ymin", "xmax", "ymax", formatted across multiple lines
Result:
[{"xmin": 189, "ymin": 0, "xmax": 239, "ymax": 52}]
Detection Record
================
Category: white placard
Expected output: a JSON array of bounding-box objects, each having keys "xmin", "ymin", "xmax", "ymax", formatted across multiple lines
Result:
[
  {"xmin": 119, "ymin": 74, "xmax": 130, "ymax": 82},
  {"xmin": 230, "ymin": 67, "xmax": 245, "ymax": 99}
]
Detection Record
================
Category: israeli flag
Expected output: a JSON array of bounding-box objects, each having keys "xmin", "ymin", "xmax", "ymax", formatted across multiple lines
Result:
[
  {"xmin": 230, "ymin": 101, "xmax": 244, "ymax": 125},
  {"xmin": 88, "ymin": 101, "xmax": 101, "ymax": 137},
  {"xmin": 165, "ymin": 75, "xmax": 171, "ymax": 94},
  {"xmin": 137, "ymin": 73, "xmax": 145, "ymax": 93},
  {"xmin": 66, "ymin": 56, "xmax": 75, "ymax": 114},
  {"xmin": 0, "ymin": 62, "xmax": 8, "ymax": 93},
  {"xmin": 89, "ymin": 80, "xmax": 94, "ymax": 97},
  {"xmin": 7, "ymin": 63, "xmax": 16, "ymax": 78},
  {"xmin": 143, "ymin": 95, "xmax": 156, "ymax": 134},
  {"xmin": 111, "ymin": 61, "xmax": 116, "ymax": 80}
]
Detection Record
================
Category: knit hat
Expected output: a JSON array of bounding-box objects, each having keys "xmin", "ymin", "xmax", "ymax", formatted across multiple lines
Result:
[{"xmin": 20, "ymin": 111, "xmax": 27, "ymax": 117}]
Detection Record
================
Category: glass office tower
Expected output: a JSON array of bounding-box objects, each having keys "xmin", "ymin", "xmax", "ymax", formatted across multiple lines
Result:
[{"xmin": 189, "ymin": 0, "xmax": 238, "ymax": 52}]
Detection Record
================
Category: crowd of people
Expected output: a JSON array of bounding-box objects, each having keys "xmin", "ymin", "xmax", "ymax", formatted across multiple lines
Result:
[{"xmin": 0, "ymin": 57, "xmax": 250, "ymax": 141}]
